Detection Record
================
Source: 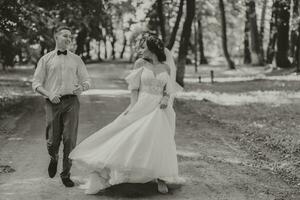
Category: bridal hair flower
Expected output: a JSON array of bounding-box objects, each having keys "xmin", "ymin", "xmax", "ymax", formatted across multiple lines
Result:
[
  {"xmin": 139, "ymin": 31, "xmax": 164, "ymax": 51},
  {"xmin": 147, "ymin": 35, "xmax": 164, "ymax": 52}
]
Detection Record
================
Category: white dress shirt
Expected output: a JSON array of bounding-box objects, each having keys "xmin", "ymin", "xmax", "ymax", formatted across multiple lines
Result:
[{"xmin": 32, "ymin": 50, "xmax": 91, "ymax": 96}]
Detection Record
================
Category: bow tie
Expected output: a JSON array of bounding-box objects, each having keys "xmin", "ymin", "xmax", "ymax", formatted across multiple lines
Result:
[{"xmin": 57, "ymin": 50, "xmax": 67, "ymax": 55}]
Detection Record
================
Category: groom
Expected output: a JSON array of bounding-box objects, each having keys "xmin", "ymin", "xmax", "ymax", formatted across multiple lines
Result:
[{"xmin": 32, "ymin": 25, "xmax": 91, "ymax": 187}]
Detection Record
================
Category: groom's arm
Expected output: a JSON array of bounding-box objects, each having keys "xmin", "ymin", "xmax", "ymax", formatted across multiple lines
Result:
[
  {"xmin": 32, "ymin": 57, "xmax": 46, "ymax": 94},
  {"xmin": 32, "ymin": 57, "xmax": 61, "ymax": 103},
  {"xmin": 77, "ymin": 57, "xmax": 92, "ymax": 91}
]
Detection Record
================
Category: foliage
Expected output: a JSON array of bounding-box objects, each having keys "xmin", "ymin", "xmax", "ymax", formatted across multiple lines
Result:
[{"xmin": 0, "ymin": 0, "xmax": 300, "ymax": 70}]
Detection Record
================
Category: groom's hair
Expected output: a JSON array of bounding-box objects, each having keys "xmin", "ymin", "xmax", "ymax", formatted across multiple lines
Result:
[{"xmin": 53, "ymin": 25, "xmax": 72, "ymax": 36}]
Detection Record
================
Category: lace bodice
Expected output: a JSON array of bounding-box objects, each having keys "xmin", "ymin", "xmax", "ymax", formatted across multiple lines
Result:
[
  {"xmin": 125, "ymin": 67, "xmax": 170, "ymax": 96},
  {"xmin": 140, "ymin": 68, "xmax": 168, "ymax": 95}
]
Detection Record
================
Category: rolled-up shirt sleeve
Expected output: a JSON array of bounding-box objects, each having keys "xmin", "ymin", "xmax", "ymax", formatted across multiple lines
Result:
[
  {"xmin": 32, "ymin": 57, "xmax": 46, "ymax": 92},
  {"xmin": 77, "ymin": 58, "xmax": 91, "ymax": 89}
]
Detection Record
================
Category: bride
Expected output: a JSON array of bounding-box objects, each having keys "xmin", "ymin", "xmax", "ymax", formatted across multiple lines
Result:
[{"xmin": 69, "ymin": 33, "xmax": 182, "ymax": 194}]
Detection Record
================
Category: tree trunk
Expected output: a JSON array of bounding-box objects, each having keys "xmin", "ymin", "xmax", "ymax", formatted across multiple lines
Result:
[
  {"xmin": 297, "ymin": 21, "xmax": 300, "ymax": 73},
  {"xmin": 111, "ymin": 35, "xmax": 116, "ymax": 60},
  {"xmin": 290, "ymin": 0, "xmax": 299, "ymax": 65},
  {"xmin": 104, "ymin": 36, "xmax": 107, "ymax": 59},
  {"xmin": 244, "ymin": 2, "xmax": 251, "ymax": 64},
  {"xmin": 98, "ymin": 40, "xmax": 102, "ymax": 62},
  {"xmin": 266, "ymin": 1, "xmax": 278, "ymax": 64},
  {"xmin": 157, "ymin": 0, "xmax": 166, "ymax": 43},
  {"xmin": 193, "ymin": 20, "xmax": 198, "ymax": 72},
  {"xmin": 17, "ymin": 48, "xmax": 23, "ymax": 64},
  {"xmin": 248, "ymin": 0, "xmax": 264, "ymax": 65},
  {"xmin": 85, "ymin": 38, "xmax": 91, "ymax": 60},
  {"xmin": 40, "ymin": 40, "xmax": 47, "ymax": 57},
  {"xmin": 176, "ymin": 0, "xmax": 195, "ymax": 87},
  {"xmin": 219, "ymin": 0, "xmax": 235, "ymax": 69},
  {"xmin": 167, "ymin": 0, "xmax": 184, "ymax": 50},
  {"xmin": 129, "ymin": 44, "xmax": 134, "ymax": 62},
  {"xmin": 259, "ymin": 0, "xmax": 268, "ymax": 62},
  {"xmin": 1, "ymin": 37, "xmax": 15, "ymax": 69},
  {"xmin": 75, "ymin": 26, "xmax": 87, "ymax": 57},
  {"xmin": 198, "ymin": 14, "xmax": 208, "ymax": 64},
  {"xmin": 275, "ymin": 0, "xmax": 291, "ymax": 68},
  {"xmin": 120, "ymin": 36, "xmax": 127, "ymax": 59}
]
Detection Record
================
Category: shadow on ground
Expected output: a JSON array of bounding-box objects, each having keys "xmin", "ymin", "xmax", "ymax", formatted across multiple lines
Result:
[{"xmin": 97, "ymin": 182, "xmax": 181, "ymax": 198}]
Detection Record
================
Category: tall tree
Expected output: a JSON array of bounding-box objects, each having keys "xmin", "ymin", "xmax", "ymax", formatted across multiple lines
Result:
[
  {"xmin": 197, "ymin": 13, "xmax": 208, "ymax": 64},
  {"xmin": 75, "ymin": 24, "xmax": 88, "ymax": 57},
  {"xmin": 275, "ymin": 0, "xmax": 291, "ymax": 68},
  {"xmin": 167, "ymin": 0, "xmax": 184, "ymax": 50},
  {"xmin": 193, "ymin": 20, "xmax": 198, "ymax": 72},
  {"xmin": 111, "ymin": 35, "xmax": 116, "ymax": 60},
  {"xmin": 97, "ymin": 41, "xmax": 102, "ymax": 61},
  {"xmin": 260, "ymin": 0, "xmax": 268, "ymax": 62},
  {"xmin": 85, "ymin": 36, "xmax": 91, "ymax": 60},
  {"xmin": 176, "ymin": 0, "xmax": 195, "ymax": 87},
  {"xmin": 120, "ymin": 33, "xmax": 127, "ymax": 59},
  {"xmin": 0, "ymin": 0, "xmax": 41, "ymax": 68},
  {"xmin": 147, "ymin": 2, "xmax": 161, "ymax": 36},
  {"xmin": 296, "ymin": 20, "xmax": 300, "ymax": 73},
  {"xmin": 157, "ymin": 0, "xmax": 166, "ymax": 43},
  {"xmin": 219, "ymin": 0, "xmax": 235, "ymax": 69},
  {"xmin": 266, "ymin": 0, "xmax": 278, "ymax": 64},
  {"xmin": 244, "ymin": 2, "xmax": 251, "ymax": 64},
  {"xmin": 104, "ymin": 36, "xmax": 108, "ymax": 59},
  {"xmin": 247, "ymin": 0, "xmax": 264, "ymax": 65},
  {"xmin": 290, "ymin": 0, "xmax": 299, "ymax": 65}
]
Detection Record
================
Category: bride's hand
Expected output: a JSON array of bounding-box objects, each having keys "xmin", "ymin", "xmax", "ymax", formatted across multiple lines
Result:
[
  {"xmin": 123, "ymin": 106, "xmax": 132, "ymax": 115},
  {"xmin": 124, "ymin": 110, "xmax": 129, "ymax": 115},
  {"xmin": 160, "ymin": 97, "xmax": 168, "ymax": 109},
  {"xmin": 160, "ymin": 103, "xmax": 168, "ymax": 109}
]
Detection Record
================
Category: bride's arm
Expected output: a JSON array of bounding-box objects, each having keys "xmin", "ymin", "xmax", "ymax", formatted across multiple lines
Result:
[
  {"xmin": 160, "ymin": 86, "xmax": 170, "ymax": 109},
  {"xmin": 134, "ymin": 58, "xmax": 147, "ymax": 69},
  {"xmin": 129, "ymin": 59, "xmax": 144, "ymax": 106},
  {"xmin": 124, "ymin": 89, "xmax": 139, "ymax": 115},
  {"xmin": 124, "ymin": 61, "xmax": 143, "ymax": 114},
  {"xmin": 129, "ymin": 89, "xmax": 139, "ymax": 107},
  {"xmin": 160, "ymin": 64, "xmax": 171, "ymax": 109}
]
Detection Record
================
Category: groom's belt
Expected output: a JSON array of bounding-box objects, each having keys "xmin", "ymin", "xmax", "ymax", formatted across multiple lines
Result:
[
  {"xmin": 46, "ymin": 94, "xmax": 77, "ymax": 101},
  {"xmin": 60, "ymin": 94, "xmax": 77, "ymax": 100}
]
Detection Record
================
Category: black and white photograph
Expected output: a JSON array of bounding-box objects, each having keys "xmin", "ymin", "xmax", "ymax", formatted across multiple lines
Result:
[{"xmin": 1, "ymin": 0, "xmax": 300, "ymax": 199}]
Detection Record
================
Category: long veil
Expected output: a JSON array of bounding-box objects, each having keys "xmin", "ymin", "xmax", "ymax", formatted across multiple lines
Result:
[{"xmin": 164, "ymin": 48, "xmax": 183, "ymax": 105}]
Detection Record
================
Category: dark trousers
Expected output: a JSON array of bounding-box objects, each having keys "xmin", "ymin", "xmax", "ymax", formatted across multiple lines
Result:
[{"xmin": 45, "ymin": 95, "xmax": 79, "ymax": 178}]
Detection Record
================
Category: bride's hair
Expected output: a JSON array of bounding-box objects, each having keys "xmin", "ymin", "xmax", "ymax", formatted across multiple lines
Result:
[
  {"xmin": 139, "ymin": 32, "xmax": 166, "ymax": 62},
  {"xmin": 146, "ymin": 36, "xmax": 166, "ymax": 62}
]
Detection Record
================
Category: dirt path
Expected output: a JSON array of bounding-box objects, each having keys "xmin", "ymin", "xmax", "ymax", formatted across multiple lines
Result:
[{"xmin": 0, "ymin": 63, "xmax": 299, "ymax": 200}]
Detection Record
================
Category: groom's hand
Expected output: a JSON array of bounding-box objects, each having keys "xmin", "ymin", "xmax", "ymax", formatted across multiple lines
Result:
[
  {"xmin": 73, "ymin": 84, "xmax": 83, "ymax": 95},
  {"xmin": 49, "ymin": 93, "xmax": 61, "ymax": 104}
]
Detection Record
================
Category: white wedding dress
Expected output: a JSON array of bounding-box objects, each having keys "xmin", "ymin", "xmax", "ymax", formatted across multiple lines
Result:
[{"xmin": 69, "ymin": 64, "xmax": 180, "ymax": 194}]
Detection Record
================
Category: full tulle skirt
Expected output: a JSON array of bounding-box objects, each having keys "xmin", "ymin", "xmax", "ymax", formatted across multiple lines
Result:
[{"xmin": 69, "ymin": 93, "xmax": 179, "ymax": 194}]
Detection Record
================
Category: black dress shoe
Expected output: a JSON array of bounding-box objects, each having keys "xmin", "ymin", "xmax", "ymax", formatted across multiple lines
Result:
[
  {"xmin": 48, "ymin": 159, "xmax": 58, "ymax": 178},
  {"xmin": 61, "ymin": 177, "xmax": 75, "ymax": 187}
]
